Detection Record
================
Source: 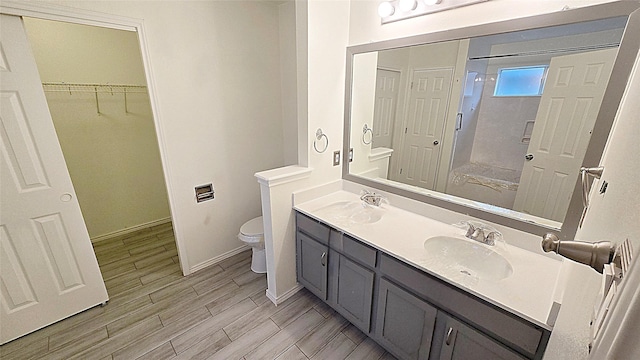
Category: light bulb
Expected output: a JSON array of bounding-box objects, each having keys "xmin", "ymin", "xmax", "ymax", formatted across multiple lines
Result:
[
  {"xmin": 424, "ymin": 0, "xmax": 443, "ymax": 5},
  {"xmin": 378, "ymin": 2, "xmax": 395, "ymax": 17},
  {"xmin": 399, "ymin": 0, "xmax": 418, "ymax": 12}
]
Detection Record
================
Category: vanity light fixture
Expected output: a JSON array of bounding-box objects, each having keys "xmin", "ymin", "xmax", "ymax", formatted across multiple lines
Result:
[
  {"xmin": 399, "ymin": 0, "xmax": 418, "ymax": 12},
  {"xmin": 379, "ymin": 0, "xmax": 488, "ymax": 24},
  {"xmin": 378, "ymin": 1, "xmax": 395, "ymax": 17}
]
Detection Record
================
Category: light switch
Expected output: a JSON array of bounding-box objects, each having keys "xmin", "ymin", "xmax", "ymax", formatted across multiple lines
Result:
[{"xmin": 333, "ymin": 150, "xmax": 340, "ymax": 166}]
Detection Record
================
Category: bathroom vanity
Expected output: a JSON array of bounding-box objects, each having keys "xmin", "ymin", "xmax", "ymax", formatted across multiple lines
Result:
[{"xmin": 294, "ymin": 190, "xmax": 562, "ymax": 360}]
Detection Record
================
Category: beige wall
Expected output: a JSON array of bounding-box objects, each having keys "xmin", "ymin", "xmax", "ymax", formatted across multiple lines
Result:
[
  {"xmin": 23, "ymin": 18, "xmax": 171, "ymax": 239},
  {"xmin": 24, "ymin": 18, "xmax": 146, "ymax": 85}
]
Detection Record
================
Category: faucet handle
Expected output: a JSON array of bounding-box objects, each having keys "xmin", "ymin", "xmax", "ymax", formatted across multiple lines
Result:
[
  {"xmin": 484, "ymin": 231, "xmax": 501, "ymax": 245},
  {"xmin": 464, "ymin": 221, "xmax": 477, "ymax": 238}
]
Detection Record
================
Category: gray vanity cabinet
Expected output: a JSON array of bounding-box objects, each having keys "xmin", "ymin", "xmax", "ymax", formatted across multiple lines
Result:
[
  {"xmin": 297, "ymin": 233, "xmax": 328, "ymax": 300},
  {"xmin": 328, "ymin": 228, "xmax": 377, "ymax": 332},
  {"xmin": 295, "ymin": 211, "xmax": 550, "ymax": 360},
  {"xmin": 436, "ymin": 315, "xmax": 526, "ymax": 360},
  {"xmin": 296, "ymin": 213, "xmax": 376, "ymax": 332},
  {"xmin": 375, "ymin": 278, "xmax": 437, "ymax": 360},
  {"xmin": 296, "ymin": 214, "xmax": 330, "ymax": 300},
  {"xmin": 329, "ymin": 250, "xmax": 375, "ymax": 331}
]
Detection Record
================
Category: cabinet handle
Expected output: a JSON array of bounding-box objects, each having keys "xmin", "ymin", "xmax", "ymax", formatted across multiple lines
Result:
[
  {"xmin": 321, "ymin": 252, "xmax": 327, "ymax": 266},
  {"xmin": 445, "ymin": 327, "xmax": 453, "ymax": 346}
]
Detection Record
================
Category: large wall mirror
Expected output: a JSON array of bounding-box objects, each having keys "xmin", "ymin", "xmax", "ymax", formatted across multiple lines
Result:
[{"xmin": 343, "ymin": 2, "xmax": 640, "ymax": 240}]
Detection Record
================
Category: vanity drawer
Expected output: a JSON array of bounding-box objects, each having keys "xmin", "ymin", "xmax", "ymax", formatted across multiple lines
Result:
[
  {"xmin": 329, "ymin": 230, "xmax": 376, "ymax": 268},
  {"xmin": 379, "ymin": 253, "xmax": 545, "ymax": 358},
  {"xmin": 296, "ymin": 212, "xmax": 330, "ymax": 245}
]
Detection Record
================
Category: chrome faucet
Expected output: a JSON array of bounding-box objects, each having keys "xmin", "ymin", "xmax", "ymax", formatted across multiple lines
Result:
[
  {"xmin": 464, "ymin": 221, "xmax": 500, "ymax": 246},
  {"xmin": 360, "ymin": 190, "xmax": 386, "ymax": 207},
  {"xmin": 468, "ymin": 226, "xmax": 485, "ymax": 242}
]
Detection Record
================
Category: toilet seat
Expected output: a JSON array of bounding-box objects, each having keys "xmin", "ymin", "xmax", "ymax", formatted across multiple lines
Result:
[
  {"xmin": 238, "ymin": 216, "xmax": 264, "ymax": 245},
  {"xmin": 238, "ymin": 216, "xmax": 264, "ymax": 241},
  {"xmin": 238, "ymin": 216, "xmax": 267, "ymax": 273}
]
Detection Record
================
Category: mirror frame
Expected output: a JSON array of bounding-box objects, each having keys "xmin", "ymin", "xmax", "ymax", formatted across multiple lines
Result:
[{"xmin": 342, "ymin": 2, "xmax": 640, "ymax": 240}]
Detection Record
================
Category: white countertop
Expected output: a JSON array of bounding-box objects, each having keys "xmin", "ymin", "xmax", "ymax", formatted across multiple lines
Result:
[{"xmin": 294, "ymin": 190, "xmax": 563, "ymax": 329}]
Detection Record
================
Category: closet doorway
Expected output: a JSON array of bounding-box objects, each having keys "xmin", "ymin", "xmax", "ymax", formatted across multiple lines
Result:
[{"xmin": 23, "ymin": 19, "xmax": 179, "ymax": 275}]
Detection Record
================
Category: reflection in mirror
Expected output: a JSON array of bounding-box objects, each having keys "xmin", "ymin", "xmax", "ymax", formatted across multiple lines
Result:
[{"xmin": 347, "ymin": 10, "xmax": 634, "ymax": 234}]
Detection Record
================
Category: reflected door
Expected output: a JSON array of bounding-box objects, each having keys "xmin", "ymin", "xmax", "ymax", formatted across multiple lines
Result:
[
  {"xmin": 373, "ymin": 68, "xmax": 401, "ymax": 149},
  {"xmin": 393, "ymin": 67, "xmax": 453, "ymax": 190},
  {"xmin": 513, "ymin": 48, "xmax": 617, "ymax": 221},
  {"xmin": 0, "ymin": 15, "xmax": 108, "ymax": 344}
]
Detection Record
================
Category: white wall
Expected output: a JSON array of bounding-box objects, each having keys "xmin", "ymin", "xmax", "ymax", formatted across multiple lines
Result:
[
  {"xmin": 255, "ymin": 0, "xmax": 351, "ymax": 304},
  {"xmin": 27, "ymin": 0, "xmax": 290, "ymax": 272},
  {"xmin": 349, "ymin": 52, "xmax": 377, "ymax": 176},
  {"xmin": 279, "ymin": 1, "xmax": 299, "ymax": 166},
  {"xmin": 23, "ymin": 18, "xmax": 171, "ymax": 239},
  {"xmin": 305, "ymin": 0, "xmax": 351, "ymax": 181}
]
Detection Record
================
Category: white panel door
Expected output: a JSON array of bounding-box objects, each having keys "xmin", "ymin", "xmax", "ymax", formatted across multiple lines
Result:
[
  {"xmin": 393, "ymin": 68, "xmax": 453, "ymax": 190},
  {"xmin": 513, "ymin": 48, "xmax": 617, "ymax": 222},
  {"xmin": 0, "ymin": 15, "xmax": 108, "ymax": 344},
  {"xmin": 372, "ymin": 69, "xmax": 401, "ymax": 149}
]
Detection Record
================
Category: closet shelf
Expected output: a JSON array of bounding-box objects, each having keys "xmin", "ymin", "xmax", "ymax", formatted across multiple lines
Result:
[
  {"xmin": 42, "ymin": 82, "xmax": 147, "ymax": 94},
  {"xmin": 42, "ymin": 82, "xmax": 148, "ymax": 115}
]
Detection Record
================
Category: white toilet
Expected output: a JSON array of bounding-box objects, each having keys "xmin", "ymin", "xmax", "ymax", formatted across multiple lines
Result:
[{"xmin": 238, "ymin": 216, "xmax": 267, "ymax": 273}]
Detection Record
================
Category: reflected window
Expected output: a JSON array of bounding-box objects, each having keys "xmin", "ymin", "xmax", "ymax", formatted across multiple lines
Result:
[{"xmin": 494, "ymin": 66, "xmax": 547, "ymax": 96}]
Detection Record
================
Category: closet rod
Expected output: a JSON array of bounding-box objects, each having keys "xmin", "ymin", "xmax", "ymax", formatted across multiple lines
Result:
[
  {"xmin": 41, "ymin": 82, "xmax": 147, "ymax": 94},
  {"xmin": 468, "ymin": 42, "xmax": 619, "ymax": 61},
  {"xmin": 42, "ymin": 83, "xmax": 148, "ymax": 115}
]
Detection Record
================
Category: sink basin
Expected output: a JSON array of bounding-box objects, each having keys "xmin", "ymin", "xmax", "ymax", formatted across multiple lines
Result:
[
  {"xmin": 423, "ymin": 236, "xmax": 513, "ymax": 281},
  {"xmin": 315, "ymin": 201, "xmax": 384, "ymax": 226}
]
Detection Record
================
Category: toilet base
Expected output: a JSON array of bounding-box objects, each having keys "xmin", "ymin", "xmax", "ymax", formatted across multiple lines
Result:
[{"xmin": 251, "ymin": 247, "xmax": 267, "ymax": 273}]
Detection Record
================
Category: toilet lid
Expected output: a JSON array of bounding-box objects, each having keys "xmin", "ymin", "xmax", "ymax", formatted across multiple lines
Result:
[{"xmin": 240, "ymin": 216, "xmax": 264, "ymax": 236}]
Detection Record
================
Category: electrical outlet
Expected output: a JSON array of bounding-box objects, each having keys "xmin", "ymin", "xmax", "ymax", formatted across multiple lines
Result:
[{"xmin": 333, "ymin": 150, "xmax": 340, "ymax": 166}]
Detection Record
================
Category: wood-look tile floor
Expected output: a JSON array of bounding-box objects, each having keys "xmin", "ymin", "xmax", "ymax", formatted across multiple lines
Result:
[{"xmin": 0, "ymin": 223, "xmax": 397, "ymax": 360}]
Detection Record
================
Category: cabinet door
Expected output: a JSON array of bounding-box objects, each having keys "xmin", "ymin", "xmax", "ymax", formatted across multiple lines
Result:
[
  {"xmin": 332, "ymin": 254, "xmax": 375, "ymax": 332},
  {"xmin": 438, "ymin": 316, "xmax": 527, "ymax": 360},
  {"xmin": 375, "ymin": 278, "xmax": 437, "ymax": 360},
  {"xmin": 297, "ymin": 232, "xmax": 328, "ymax": 300}
]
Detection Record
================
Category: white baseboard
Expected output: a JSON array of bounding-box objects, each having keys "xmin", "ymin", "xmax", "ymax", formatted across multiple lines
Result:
[
  {"xmin": 189, "ymin": 245, "xmax": 251, "ymax": 273},
  {"xmin": 90, "ymin": 217, "xmax": 172, "ymax": 244},
  {"xmin": 266, "ymin": 284, "xmax": 304, "ymax": 306}
]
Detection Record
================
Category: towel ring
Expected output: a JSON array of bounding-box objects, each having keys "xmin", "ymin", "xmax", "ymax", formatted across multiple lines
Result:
[
  {"xmin": 313, "ymin": 128, "xmax": 329, "ymax": 153},
  {"xmin": 362, "ymin": 124, "xmax": 373, "ymax": 145}
]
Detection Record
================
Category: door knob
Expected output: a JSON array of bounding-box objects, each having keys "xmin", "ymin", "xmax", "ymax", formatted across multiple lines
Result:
[
  {"xmin": 541, "ymin": 233, "xmax": 614, "ymax": 273},
  {"xmin": 525, "ymin": 154, "xmax": 534, "ymax": 161},
  {"xmin": 433, "ymin": 140, "xmax": 439, "ymax": 146},
  {"xmin": 580, "ymin": 166, "xmax": 604, "ymax": 208}
]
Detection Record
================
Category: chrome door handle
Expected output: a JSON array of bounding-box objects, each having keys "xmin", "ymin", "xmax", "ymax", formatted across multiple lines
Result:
[
  {"xmin": 525, "ymin": 154, "xmax": 534, "ymax": 161},
  {"xmin": 321, "ymin": 252, "xmax": 327, "ymax": 266},
  {"xmin": 433, "ymin": 140, "xmax": 439, "ymax": 146}
]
